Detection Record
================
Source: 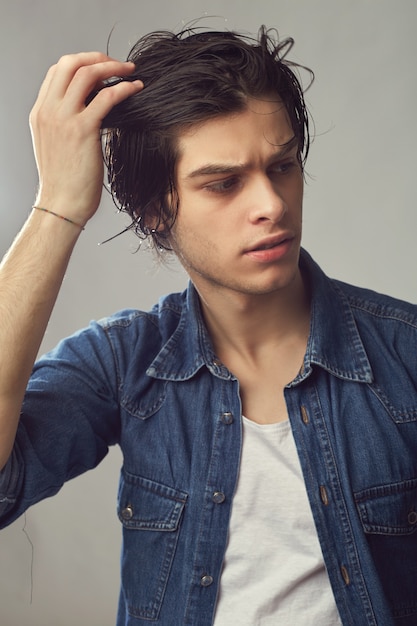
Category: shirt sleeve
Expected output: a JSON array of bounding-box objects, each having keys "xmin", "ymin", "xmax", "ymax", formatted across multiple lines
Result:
[{"xmin": 0, "ymin": 320, "xmax": 121, "ymax": 528}]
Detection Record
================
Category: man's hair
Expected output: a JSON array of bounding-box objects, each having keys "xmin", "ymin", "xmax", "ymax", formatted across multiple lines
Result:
[{"xmin": 102, "ymin": 26, "xmax": 313, "ymax": 251}]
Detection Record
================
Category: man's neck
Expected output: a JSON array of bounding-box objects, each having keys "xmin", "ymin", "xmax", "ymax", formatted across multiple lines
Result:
[{"xmin": 195, "ymin": 270, "xmax": 310, "ymax": 365}]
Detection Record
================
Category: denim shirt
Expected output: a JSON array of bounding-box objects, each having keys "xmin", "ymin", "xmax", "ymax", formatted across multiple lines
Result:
[{"xmin": 1, "ymin": 249, "xmax": 417, "ymax": 626}]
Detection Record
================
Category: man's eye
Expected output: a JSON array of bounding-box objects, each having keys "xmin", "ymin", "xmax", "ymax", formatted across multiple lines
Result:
[
  {"xmin": 204, "ymin": 177, "xmax": 239, "ymax": 194},
  {"xmin": 270, "ymin": 161, "xmax": 297, "ymax": 176}
]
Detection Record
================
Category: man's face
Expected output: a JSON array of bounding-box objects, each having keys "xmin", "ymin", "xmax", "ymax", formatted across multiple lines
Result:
[{"xmin": 170, "ymin": 98, "xmax": 304, "ymax": 301}]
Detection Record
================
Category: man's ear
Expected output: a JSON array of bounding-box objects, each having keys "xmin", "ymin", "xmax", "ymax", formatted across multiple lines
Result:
[{"xmin": 133, "ymin": 207, "xmax": 166, "ymax": 235}]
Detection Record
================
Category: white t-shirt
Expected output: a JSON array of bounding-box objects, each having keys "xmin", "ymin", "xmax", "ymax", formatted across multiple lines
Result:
[{"xmin": 213, "ymin": 417, "xmax": 342, "ymax": 625}]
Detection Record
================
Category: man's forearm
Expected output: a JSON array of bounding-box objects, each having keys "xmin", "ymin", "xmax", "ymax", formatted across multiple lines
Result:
[
  {"xmin": 0, "ymin": 209, "xmax": 81, "ymax": 469},
  {"xmin": 0, "ymin": 52, "xmax": 143, "ymax": 471}
]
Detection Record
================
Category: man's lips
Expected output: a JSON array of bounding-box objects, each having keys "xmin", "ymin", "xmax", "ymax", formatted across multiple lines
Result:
[{"xmin": 245, "ymin": 233, "xmax": 294, "ymax": 253}]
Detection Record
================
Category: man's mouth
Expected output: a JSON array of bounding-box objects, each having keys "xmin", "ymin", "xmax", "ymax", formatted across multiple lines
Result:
[
  {"xmin": 254, "ymin": 240, "xmax": 285, "ymax": 251},
  {"xmin": 248, "ymin": 234, "xmax": 292, "ymax": 253}
]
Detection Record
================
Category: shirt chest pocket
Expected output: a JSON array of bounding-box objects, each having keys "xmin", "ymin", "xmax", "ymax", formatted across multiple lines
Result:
[
  {"xmin": 117, "ymin": 470, "xmax": 188, "ymax": 621},
  {"xmin": 355, "ymin": 479, "xmax": 417, "ymax": 624}
]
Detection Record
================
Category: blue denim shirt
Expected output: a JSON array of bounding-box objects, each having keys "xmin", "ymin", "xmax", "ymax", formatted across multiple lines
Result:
[{"xmin": 1, "ymin": 249, "xmax": 417, "ymax": 625}]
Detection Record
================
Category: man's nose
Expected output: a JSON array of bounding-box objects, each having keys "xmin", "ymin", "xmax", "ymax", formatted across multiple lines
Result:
[{"xmin": 247, "ymin": 175, "xmax": 288, "ymax": 224}]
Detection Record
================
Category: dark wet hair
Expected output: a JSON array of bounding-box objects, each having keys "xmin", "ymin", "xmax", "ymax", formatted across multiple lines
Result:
[{"xmin": 102, "ymin": 25, "xmax": 313, "ymax": 251}]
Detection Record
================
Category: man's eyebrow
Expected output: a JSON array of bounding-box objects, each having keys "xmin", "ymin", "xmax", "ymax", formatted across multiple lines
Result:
[{"xmin": 184, "ymin": 136, "xmax": 298, "ymax": 180}]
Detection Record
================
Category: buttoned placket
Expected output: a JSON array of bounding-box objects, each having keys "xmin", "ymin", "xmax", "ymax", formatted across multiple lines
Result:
[
  {"xmin": 285, "ymin": 378, "xmax": 382, "ymax": 626},
  {"xmin": 184, "ymin": 366, "xmax": 242, "ymax": 626}
]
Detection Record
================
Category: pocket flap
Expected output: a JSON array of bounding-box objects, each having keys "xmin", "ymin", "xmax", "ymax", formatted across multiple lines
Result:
[
  {"xmin": 118, "ymin": 470, "xmax": 188, "ymax": 531},
  {"xmin": 355, "ymin": 478, "xmax": 417, "ymax": 536}
]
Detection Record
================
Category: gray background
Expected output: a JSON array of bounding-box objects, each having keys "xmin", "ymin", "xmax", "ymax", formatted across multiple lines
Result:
[{"xmin": 1, "ymin": 1, "xmax": 416, "ymax": 624}]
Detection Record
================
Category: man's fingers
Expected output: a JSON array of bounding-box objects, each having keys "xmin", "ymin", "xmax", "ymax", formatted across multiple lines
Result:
[
  {"xmin": 63, "ymin": 59, "xmax": 138, "ymax": 112},
  {"xmin": 44, "ymin": 52, "xmax": 118, "ymax": 101},
  {"xmin": 35, "ymin": 52, "xmax": 137, "ymax": 108},
  {"xmin": 30, "ymin": 53, "xmax": 121, "ymax": 117},
  {"xmin": 84, "ymin": 78, "xmax": 144, "ymax": 121},
  {"xmin": 31, "ymin": 53, "xmax": 142, "ymax": 133}
]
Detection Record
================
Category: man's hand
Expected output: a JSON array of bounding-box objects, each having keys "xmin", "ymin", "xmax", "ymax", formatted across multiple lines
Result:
[{"xmin": 29, "ymin": 53, "xmax": 143, "ymax": 227}]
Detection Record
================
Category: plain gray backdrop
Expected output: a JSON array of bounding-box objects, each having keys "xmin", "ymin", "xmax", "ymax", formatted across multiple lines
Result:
[{"xmin": 1, "ymin": 1, "xmax": 416, "ymax": 624}]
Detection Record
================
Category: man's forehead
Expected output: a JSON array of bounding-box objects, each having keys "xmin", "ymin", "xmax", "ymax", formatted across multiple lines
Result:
[
  {"xmin": 175, "ymin": 99, "xmax": 296, "ymax": 177},
  {"xmin": 178, "ymin": 96, "xmax": 287, "ymax": 138}
]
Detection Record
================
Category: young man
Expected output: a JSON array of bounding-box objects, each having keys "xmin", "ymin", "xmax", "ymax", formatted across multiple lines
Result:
[{"xmin": 0, "ymin": 27, "xmax": 416, "ymax": 626}]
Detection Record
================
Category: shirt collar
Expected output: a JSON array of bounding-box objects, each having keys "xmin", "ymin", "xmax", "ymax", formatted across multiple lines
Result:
[
  {"xmin": 146, "ymin": 284, "xmax": 233, "ymax": 381},
  {"xmin": 147, "ymin": 248, "xmax": 373, "ymax": 384},
  {"xmin": 296, "ymin": 249, "xmax": 373, "ymax": 385}
]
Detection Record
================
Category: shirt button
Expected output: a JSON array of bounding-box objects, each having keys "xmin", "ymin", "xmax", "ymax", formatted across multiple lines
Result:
[
  {"xmin": 320, "ymin": 485, "xmax": 329, "ymax": 506},
  {"xmin": 121, "ymin": 505, "xmax": 134, "ymax": 520},
  {"xmin": 300, "ymin": 405, "xmax": 309, "ymax": 424},
  {"xmin": 340, "ymin": 565, "xmax": 351, "ymax": 586},
  {"xmin": 212, "ymin": 491, "xmax": 226, "ymax": 504},
  {"xmin": 221, "ymin": 412, "xmax": 234, "ymax": 425},
  {"xmin": 200, "ymin": 574, "xmax": 214, "ymax": 587},
  {"xmin": 408, "ymin": 511, "xmax": 417, "ymax": 525},
  {"xmin": 212, "ymin": 358, "xmax": 222, "ymax": 367}
]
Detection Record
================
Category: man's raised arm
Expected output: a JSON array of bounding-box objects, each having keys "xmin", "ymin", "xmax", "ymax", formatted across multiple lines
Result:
[{"xmin": 0, "ymin": 53, "xmax": 143, "ymax": 469}]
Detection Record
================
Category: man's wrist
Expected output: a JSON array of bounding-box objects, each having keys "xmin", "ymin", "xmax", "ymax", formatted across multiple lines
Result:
[{"xmin": 32, "ymin": 206, "xmax": 86, "ymax": 231}]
